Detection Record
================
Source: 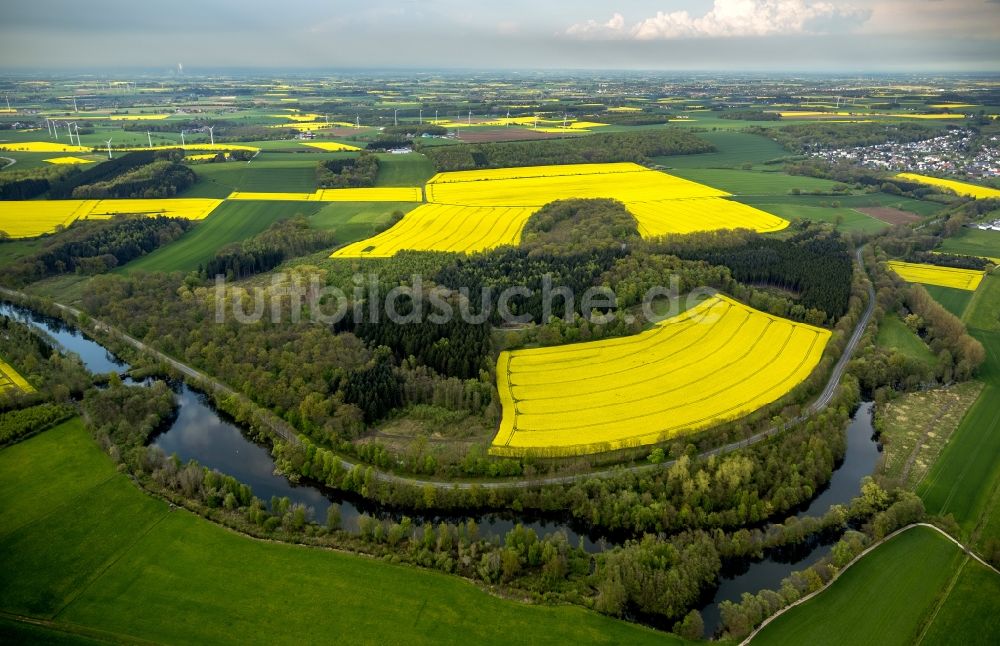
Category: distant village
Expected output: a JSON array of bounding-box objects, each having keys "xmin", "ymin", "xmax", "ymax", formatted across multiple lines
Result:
[{"xmin": 810, "ymin": 129, "xmax": 999, "ymax": 180}]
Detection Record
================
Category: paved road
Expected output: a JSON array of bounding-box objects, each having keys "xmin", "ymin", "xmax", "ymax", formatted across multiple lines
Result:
[{"xmin": 0, "ymin": 246, "xmax": 875, "ymax": 491}]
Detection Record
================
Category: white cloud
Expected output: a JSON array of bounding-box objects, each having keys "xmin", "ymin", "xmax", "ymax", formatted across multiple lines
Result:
[
  {"xmin": 565, "ymin": 1, "xmax": 870, "ymax": 40},
  {"xmin": 564, "ymin": 12, "xmax": 628, "ymax": 39}
]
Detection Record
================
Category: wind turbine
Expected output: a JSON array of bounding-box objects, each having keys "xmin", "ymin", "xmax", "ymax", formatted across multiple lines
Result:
[
  {"xmin": 53, "ymin": 120, "xmax": 61, "ymax": 139},
  {"xmin": 4, "ymin": 95, "xmax": 9, "ymax": 110},
  {"xmin": 506, "ymin": 110, "xmax": 510, "ymax": 127},
  {"xmin": 67, "ymin": 122, "xmax": 77, "ymax": 146},
  {"xmin": 419, "ymin": 109, "xmax": 422, "ymax": 125},
  {"xmin": 562, "ymin": 112, "xmax": 568, "ymax": 128},
  {"xmin": 467, "ymin": 110, "xmax": 471, "ymax": 125},
  {"xmin": 534, "ymin": 115, "xmax": 538, "ymax": 129},
  {"xmin": 180, "ymin": 129, "xmax": 186, "ymax": 147},
  {"xmin": 147, "ymin": 131, "xmax": 153, "ymax": 148},
  {"xmin": 394, "ymin": 109, "xmax": 398, "ymax": 127},
  {"xmin": 207, "ymin": 126, "xmax": 215, "ymax": 145},
  {"xmin": 73, "ymin": 96, "xmax": 78, "ymax": 112},
  {"xmin": 105, "ymin": 138, "xmax": 113, "ymax": 159},
  {"xmin": 435, "ymin": 109, "xmax": 438, "ymax": 125},
  {"xmin": 355, "ymin": 114, "xmax": 360, "ymax": 129},
  {"xmin": 45, "ymin": 118, "xmax": 52, "ymax": 137},
  {"xmin": 73, "ymin": 122, "xmax": 82, "ymax": 147}
]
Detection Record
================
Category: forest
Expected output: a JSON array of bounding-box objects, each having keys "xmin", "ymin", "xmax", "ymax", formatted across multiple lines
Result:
[
  {"xmin": 316, "ymin": 151, "xmax": 380, "ymax": 188},
  {"xmin": 202, "ymin": 216, "xmax": 336, "ymax": 280},
  {"xmin": 4, "ymin": 215, "xmax": 193, "ymax": 285},
  {"xmin": 748, "ymin": 122, "xmax": 938, "ymax": 152}
]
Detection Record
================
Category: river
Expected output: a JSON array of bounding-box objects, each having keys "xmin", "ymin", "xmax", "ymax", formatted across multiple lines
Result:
[{"xmin": 2, "ymin": 299, "xmax": 882, "ymax": 638}]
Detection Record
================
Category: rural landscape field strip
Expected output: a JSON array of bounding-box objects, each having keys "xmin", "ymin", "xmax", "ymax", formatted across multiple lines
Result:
[
  {"xmin": 334, "ymin": 162, "xmax": 789, "ymax": 257},
  {"xmin": 886, "ymin": 260, "xmax": 985, "ymax": 291},
  {"xmin": 227, "ymin": 187, "xmax": 422, "ymax": 202},
  {"xmin": 749, "ymin": 526, "xmax": 999, "ymax": 645},
  {"xmin": 0, "ymin": 420, "xmax": 681, "ymax": 646},
  {"xmin": 896, "ymin": 173, "xmax": 1000, "ymax": 199},
  {"xmin": 0, "ymin": 198, "xmax": 224, "ymax": 238},
  {"xmin": 492, "ymin": 294, "xmax": 830, "ymax": 456},
  {"xmin": 331, "ymin": 204, "xmax": 536, "ymax": 257},
  {"xmin": 0, "ymin": 357, "xmax": 34, "ymax": 394}
]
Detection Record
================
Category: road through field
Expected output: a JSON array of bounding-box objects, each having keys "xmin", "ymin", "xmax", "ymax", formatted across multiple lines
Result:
[{"xmin": 0, "ymin": 246, "xmax": 874, "ymax": 490}]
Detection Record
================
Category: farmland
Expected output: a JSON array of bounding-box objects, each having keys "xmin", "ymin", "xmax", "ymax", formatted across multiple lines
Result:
[
  {"xmin": 937, "ymin": 227, "xmax": 1000, "ymax": 261},
  {"xmin": 492, "ymin": 294, "xmax": 830, "ymax": 456},
  {"xmin": 0, "ymin": 357, "xmax": 34, "ymax": 394},
  {"xmin": 896, "ymin": 173, "xmax": 1000, "ymax": 199},
  {"xmin": 0, "ymin": 420, "xmax": 681, "ymax": 646},
  {"xmin": 0, "ymin": 198, "xmax": 223, "ymax": 238},
  {"xmin": 227, "ymin": 187, "xmax": 423, "ymax": 201},
  {"xmin": 886, "ymin": 260, "xmax": 985, "ymax": 291},
  {"xmin": 334, "ymin": 162, "xmax": 789, "ymax": 257},
  {"xmin": 751, "ymin": 526, "xmax": 999, "ymax": 646}
]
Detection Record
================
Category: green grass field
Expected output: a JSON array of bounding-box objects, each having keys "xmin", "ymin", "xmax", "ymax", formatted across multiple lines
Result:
[
  {"xmin": 739, "ymin": 200, "xmax": 886, "ymax": 234},
  {"xmin": 923, "ymin": 284, "xmax": 974, "ymax": 318},
  {"xmin": 668, "ymin": 168, "xmax": 842, "ymax": 196},
  {"xmin": 752, "ymin": 526, "xmax": 998, "ymax": 645},
  {"xmin": 735, "ymin": 192, "xmax": 941, "ymax": 216},
  {"xmin": 877, "ymin": 314, "xmax": 936, "ymax": 365},
  {"xmin": 121, "ymin": 201, "xmax": 322, "ymax": 273},
  {"xmin": 375, "ymin": 153, "xmax": 435, "ymax": 186},
  {"xmin": 964, "ymin": 273, "xmax": 1000, "ymax": 331},
  {"xmin": 313, "ymin": 201, "xmax": 420, "ymax": 246},
  {"xmin": 0, "ymin": 419, "xmax": 687, "ymax": 646},
  {"xmin": 937, "ymin": 227, "xmax": 1000, "ymax": 260},
  {"xmin": 653, "ymin": 131, "xmax": 790, "ymax": 169},
  {"xmin": 180, "ymin": 159, "xmax": 323, "ymax": 198},
  {"xmin": 917, "ymin": 556, "xmax": 1000, "ymax": 645}
]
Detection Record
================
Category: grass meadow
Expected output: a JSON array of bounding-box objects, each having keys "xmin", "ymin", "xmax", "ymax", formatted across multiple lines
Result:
[
  {"xmin": 0, "ymin": 419, "xmax": 686, "ymax": 646},
  {"xmin": 752, "ymin": 526, "xmax": 997, "ymax": 645}
]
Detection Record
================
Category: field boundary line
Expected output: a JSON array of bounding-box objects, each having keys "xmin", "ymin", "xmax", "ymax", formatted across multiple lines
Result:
[
  {"xmin": 742, "ymin": 523, "xmax": 999, "ymax": 645},
  {"xmin": 913, "ymin": 555, "xmax": 968, "ymax": 646},
  {"xmin": 50, "ymin": 507, "xmax": 172, "ymax": 621},
  {"xmin": 0, "ymin": 610, "xmax": 163, "ymax": 646}
]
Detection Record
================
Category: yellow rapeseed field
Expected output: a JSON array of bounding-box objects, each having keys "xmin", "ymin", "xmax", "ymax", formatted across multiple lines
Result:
[
  {"xmin": 0, "ymin": 142, "xmax": 91, "ymax": 153},
  {"xmin": 886, "ymin": 260, "xmax": 985, "ymax": 291},
  {"xmin": 333, "ymin": 163, "xmax": 788, "ymax": 258},
  {"xmin": 301, "ymin": 141, "xmax": 362, "ymax": 151},
  {"xmin": 43, "ymin": 156, "xmax": 95, "ymax": 164},
  {"xmin": 425, "ymin": 162, "xmax": 727, "ymax": 206},
  {"xmin": 108, "ymin": 114, "xmax": 172, "ymax": 121},
  {"xmin": 895, "ymin": 173, "xmax": 1000, "ymax": 199},
  {"xmin": 491, "ymin": 294, "xmax": 831, "ymax": 456},
  {"xmin": 0, "ymin": 357, "xmax": 35, "ymax": 394},
  {"xmin": 226, "ymin": 188, "xmax": 422, "ymax": 202},
  {"xmin": 627, "ymin": 198, "xmax": 789, "ymax": 236},
  {"xmin": 332, "ymin": 204, "xmax": 535, "ymax": 257},
  {"xmin": 0, "ymin": 199, "xmax": 223, "ymax": 238}
]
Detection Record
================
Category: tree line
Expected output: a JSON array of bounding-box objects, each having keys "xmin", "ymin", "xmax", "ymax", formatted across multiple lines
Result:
[
  {"xmin": 5, "ymin": 215, "xmax": 193, "ymax": 286},
  {"xmin": 419, "ymin": 128, "xmax": 714, "ymax": 171},
  {"xmin": 201, "ymin": 216, "xmax": 336, "ymax": 281}
]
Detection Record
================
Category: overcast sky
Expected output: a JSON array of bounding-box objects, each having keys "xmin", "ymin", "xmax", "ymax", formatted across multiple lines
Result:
[{"xmin": 1, "ymin": 0, "xmax": 998, "ymax": 72}]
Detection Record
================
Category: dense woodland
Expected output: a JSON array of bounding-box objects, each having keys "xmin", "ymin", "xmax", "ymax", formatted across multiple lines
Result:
[
  {"xmin": 202, "ymin": 216, "xmax": 336, "ymax": 280},
  {"xmin": 420, "ymin": 128, "xmax": 714, "ymax": 171},
  {"xmin": 316, "ymin": 151, "xmax": 380, "ymax": 188},
  {"xmin": 70, "ymin": 158, "xmax": 195, "ymax": 199},
  {"xmin": 0, "ymin": 315, "xmax": 92, "ymax": 410},
  {"xmin": 5, "ymin": 216, "xmax": 193, "ymax": 285}
]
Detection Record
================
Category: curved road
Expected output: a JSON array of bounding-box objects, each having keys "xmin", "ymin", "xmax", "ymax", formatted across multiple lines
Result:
[{"xmin": 0, "ymin": 246, "xmax": 875, "ymax": 491}]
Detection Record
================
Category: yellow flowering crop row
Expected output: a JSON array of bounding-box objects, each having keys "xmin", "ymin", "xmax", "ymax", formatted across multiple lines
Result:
[
  {"xmin": 301, "ymin": 141, "xmax": 362, "ymax": 151},
  {"xmin": 491, "ymin": 294, "xmax": 831, "ymax": 457},
  {"xmin": 425, "ymin": 162, "xmax": 727, "ymax": 206},
  {"xmin": 0, "ymin": 357, "xmax": 35, "ymax": 394},
  {"xmin": 0, "ymin": 142, "xmax": 91, "ymax": 153},
  {"xmin": 628, "ymin": 198, "xmax": 789, "ymax": 236},
  {"xmin": 108, "ymin": 114, "xmax": 172, "ymax": 121},
  {"xmin": 0, "ymin": 199, "xmax": 223, "ymax": 238},
  {"xmin": 886, "ymin": 260, "xmax": 985, "ymax": 291},
  {"xmin": 895, "ymin": 173, "xmax": 1000, "ymax": 199},
  {"xmin": 43, "ymin": 156, "xmax": 95, "ymax": 164},
  {"xmin": 333, "ymin": 163, "xmax": 788, "ymax": 258},
  {"xmin": 331, "ymin": 204, "xmax": 535, "ymax": 258}
]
